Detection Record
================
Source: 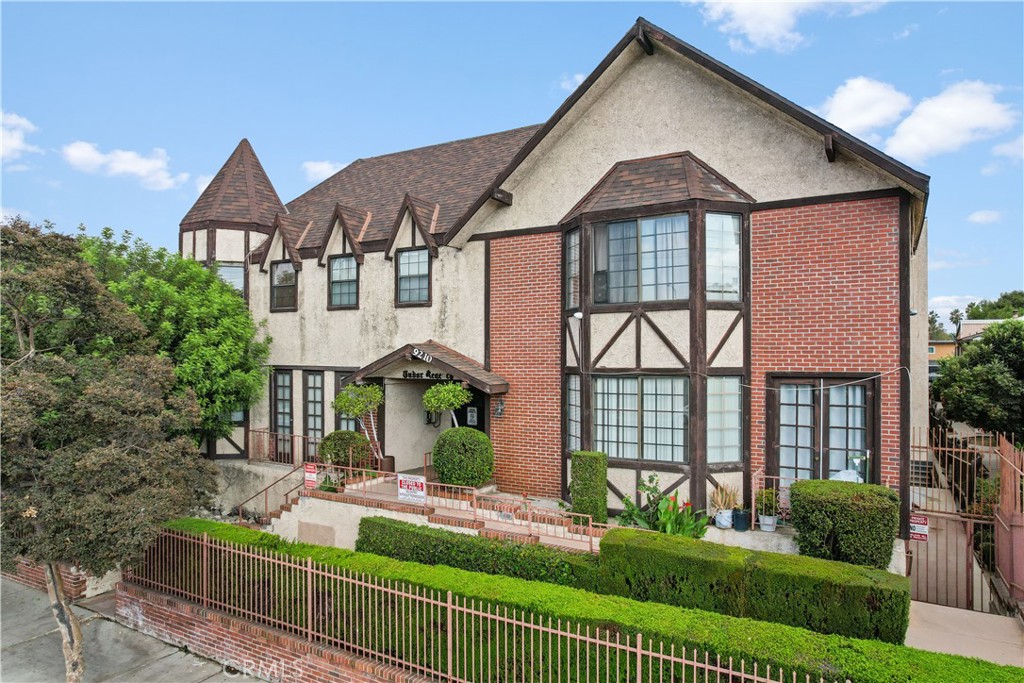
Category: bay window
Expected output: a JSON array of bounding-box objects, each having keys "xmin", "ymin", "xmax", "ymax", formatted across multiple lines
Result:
[
  {"xmin": 565, "ymin": 229, "xmax": 580, "ymax": 309},
  {"xmin": 593, "ymin": 214, "xmax": 688, "ymax": 304},
  {"xmin": 594, "ymin": 376, "xmax": 689, "ymax": 462},
  {"xmin": 706, "ymin": 213, "xmax": 741, "ymax": 301},
  {"xmin": 566, "ymin": 374, "xmax": 581, "ymax": 452},
  {"xmin": 707, "ymin": 376, "xmax": 742, "ymax": 463}
]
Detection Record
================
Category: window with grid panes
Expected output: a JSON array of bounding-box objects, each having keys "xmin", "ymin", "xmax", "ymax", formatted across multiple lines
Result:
[
  {"xmin": 565, "ymin": 229, "xmax": 580, "ymax": 308},
  {"xmin": 397, "ymin": 249, "xmax": 429, "ymax": 304},
  {"xmin": 594, "ymin": 376, "xmax": 689, "ymax": 462},
  {"xmin": 566, "ymin": 374, "xmax": 581, "ymax": 452},
  {"xmin": 707, "ymin": 376, "xmax": 742, "ymax": 463},
  {"xmin": 273, "ymin": 371, "xmax": 292, "ymax": 435},
  {"xmin": 334, "ymin": 372, "xmax": 359, "ymax": 432},
  {"xmin": 593, "ymin": 214, "xmax": 688, "ymax": 304},
  {"xmin": 271, "ymin": 262, "xmax": 297, "ymax": 311},
  {"xmin": 705, "ymin": 213, "xmax": 741, "ymax": 301},
  {"xmin": 305, "ymin": 372, "xmax": 324, "ymax": 460},
  {"xmin": 328, "ymin": 255, "xmax": 358, "ymax": 307}
]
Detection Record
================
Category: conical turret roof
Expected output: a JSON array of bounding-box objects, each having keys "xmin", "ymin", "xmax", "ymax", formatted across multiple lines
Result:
[{"xmin": 181, "ymin": 139, "xmax": 285, "ymax": 229}]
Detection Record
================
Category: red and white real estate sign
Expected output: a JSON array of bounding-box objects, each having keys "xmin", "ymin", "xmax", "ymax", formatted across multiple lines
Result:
[
  {"xmin": 909, "ymin": 514, "xmax": 929, "ymax": 542},
  {"xmin": 398, "ymin": 473, "xmax": 426, "ymax": 504},
  {"xmin": 304, "ymin": 463, "xmax": 317, "ymax": 490}
]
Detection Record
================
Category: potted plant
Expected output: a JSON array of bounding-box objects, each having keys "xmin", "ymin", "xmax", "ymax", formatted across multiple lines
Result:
[
  {"xmin": 732, "ymin": 505, "xmax": 752, "ymax": 532},
  {"xmin": 709, "ymin": 484, "xmax": 739, "ymax": 529},
  {"xmin": 755, "ymin": 487, "xmax": 779, "ymax": 532}
]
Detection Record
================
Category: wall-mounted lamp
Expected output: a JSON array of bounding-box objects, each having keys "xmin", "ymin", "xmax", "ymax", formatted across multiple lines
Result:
[
  {"xmin": 493, "ymin": 397, "xmax": 505, "ymax": 419},
  {"xmin": 572, "ymin": 311, "xmax": 584, "ymax": 320},
  {"xmin": 424, "ymin": 410, "xmax": 441, "ymax": 427},
  {"xmin": 909, "ymin": 309, "xmax": 919, "ymax": 316}
]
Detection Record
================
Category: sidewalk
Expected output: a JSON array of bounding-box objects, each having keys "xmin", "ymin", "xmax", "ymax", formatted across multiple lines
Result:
[
  {"xmin": 906, "ymin": 600, "xmax": 1024, "ymax": 667},
  {"xmin": 1, "ymin": 578, "xmax": 259, "ymax": 683}
]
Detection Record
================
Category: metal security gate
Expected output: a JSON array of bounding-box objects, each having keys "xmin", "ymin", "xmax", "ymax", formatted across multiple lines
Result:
[{"xmin": 907, "ymin": 426, "xmax": 1008, "ymax": 614}]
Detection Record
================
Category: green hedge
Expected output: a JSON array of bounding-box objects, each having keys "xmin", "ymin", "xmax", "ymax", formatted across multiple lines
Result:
[
  {"xmin": 599, "ymin": 528, "xmax": 910, "ymax": 643},
  {"xmin": 432, "ymin": 427, "xmax": 494, "ymax": 487},
  {"xmin": 790, "ymin": 480, "xmax": 900, "ymax": 569},
  {"xmin": 355, "ymin": 517, "xmax": 598, "ymax": 589},
  {"xmin": 318, "ymin": 430, "xmax": 373, "ymax": 468},
  {"xmin": 163, "ymin": 518, "xmax": 1019, "ymax": 683},
  {"xmin": 569, "ymin": 451, "xmax": 608, "ymax": 523}
]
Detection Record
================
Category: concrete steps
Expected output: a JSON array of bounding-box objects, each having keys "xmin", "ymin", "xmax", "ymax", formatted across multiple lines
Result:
[{"xmin": 427, "ymin": 514, "xmax": 484, "ymax": 530}]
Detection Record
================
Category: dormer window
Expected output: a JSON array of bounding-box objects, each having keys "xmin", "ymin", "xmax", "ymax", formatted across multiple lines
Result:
[
  {"xmin": 270, "ymin": 261, "xmax": 297, "ymax": 311},
  {"xmin": 328, "ymin": 255, "xmax": 358, "ymax": 308},
  {"xmin": 396, "ymin": 248, "xmax": 430, "ymax": 305}
]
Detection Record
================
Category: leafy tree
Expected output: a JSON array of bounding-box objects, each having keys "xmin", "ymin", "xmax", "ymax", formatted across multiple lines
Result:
[
  {"xmin": 1, "ymin": 219, "xmax": 218, "ymax": 683},
  {"xmin": 78, "ymin": 228, "xmax": 270, "ymax": 440},
  {"xmin": 966, "ymin": 290, "xmax": 1024, "ymax": 320},
  {"xmin": 332, "ymin": 383, "xmax": 384, "ymax": 462},
  {"xmin": 928, "ymin": 311, "xmax": 953, "ymax": 340},
  {"xmin": 933, "ymin": 319, "xmax": 1024, "ymax": 436},
  {"xmin": 422, "ymin": 381, "xmax": 472, "ymax": 427}
]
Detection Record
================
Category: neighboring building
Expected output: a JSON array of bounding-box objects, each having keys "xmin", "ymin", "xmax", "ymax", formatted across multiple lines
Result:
[
  {"xmin": 928, "ymin": 340, "xmax": 956, "ymax": 382},
  {"xmin": 179, "ymin": 18, "xmax": 929, "ymax": 532},
  {"xmin": 957, "ymin": 318, "xmax": 1019, "ymax": 348}
]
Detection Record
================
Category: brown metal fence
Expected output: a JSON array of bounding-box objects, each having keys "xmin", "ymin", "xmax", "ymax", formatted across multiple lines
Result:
[
  {"xmin": 249, "ymin": 429, "xmax": 322, "ymax": 466},
  {"xmin": 126, "ymin": 530, "xmax": 846, "ymax": 683}
]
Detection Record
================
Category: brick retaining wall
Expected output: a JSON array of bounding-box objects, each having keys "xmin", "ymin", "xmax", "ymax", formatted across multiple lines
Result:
[
  {"xmin": 2, "ymin": 558, "xmax": 88, "ymax": 600},
  {"xmin": 116, "ymin": 583, "xmax": 430, "ymax": 683}
]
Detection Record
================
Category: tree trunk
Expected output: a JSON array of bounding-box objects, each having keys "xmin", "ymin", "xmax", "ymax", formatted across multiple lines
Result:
[
  {"xmin": 43, "ymin": 562, "xmax": 85, "ymax": 683},
  {"xmin": 450, "ymin": 410, "xmax": 459, "ymax": 428}
]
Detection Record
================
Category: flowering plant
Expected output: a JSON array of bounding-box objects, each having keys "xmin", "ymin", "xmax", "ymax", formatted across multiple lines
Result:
[{"xmin": 656, "ymin": 496, "xmax": 709, "ymax": 538}]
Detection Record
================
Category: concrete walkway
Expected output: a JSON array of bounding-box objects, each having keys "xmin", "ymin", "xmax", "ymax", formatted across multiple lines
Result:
[
  {"xmin": 1, "ymin": 578, "xmax": 259, "ymax": 683},
  {"xmin": 906, "ymin": 600, "xmax": 1024, "ymax": 667}
]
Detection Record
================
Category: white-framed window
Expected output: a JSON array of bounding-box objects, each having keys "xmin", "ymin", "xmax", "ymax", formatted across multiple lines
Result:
[
  {"xmin": 593, "ymin": 214, "xmax": 689, "ymax": 304},
  {"xmin": 594, "ymin": 376, "xmax": 689, "ymax": 462}
]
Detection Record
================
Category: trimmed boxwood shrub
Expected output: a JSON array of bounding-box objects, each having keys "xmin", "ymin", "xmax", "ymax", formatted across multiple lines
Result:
[
  {"xmin": 598, "ymin": 528, "xmax": 910, "ymax": 643},
  {"xmin": 569, "ymin": 451, "xmax": 608, "ymax": 523},
  {"xmin": 432, "ymin": 427, "xmax": 493, "ymax": 487},
  {"xmin": 318, "ymin": 430, "xmax": 373, "ymax": 467},
  {"xmin": 790, "ymin": 480, "xmax": 900, "ymax": 569},
  {"xmin": 164, "ymin": 518, "xmax": 1020, "ymax": 683},
  {"xmin": 356, "ymin": 516, "xmax": 598, "ymax": 589}
]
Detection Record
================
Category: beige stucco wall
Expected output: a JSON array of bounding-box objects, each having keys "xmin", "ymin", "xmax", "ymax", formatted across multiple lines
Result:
[
  {"xmin": 910, "ymin": 222, "xmax": 929, "ymax": 435},
  {"xmin": 194, "ymin": 228, "xmax": 207, "ymax": 262},
  {"xmin": 382, "ymin": 378, "xmax": 452, "ymax": 472},
  {"xmin": 640, "ymin": 309, "xmax": 689, "ymax": 367},
  {"xmin": 460, "ymin": 45, "xmax": 894, "ymax": 241},
  {"xmin": 707, "ymin": 310, "xmax": 744, "ymax": 368}
]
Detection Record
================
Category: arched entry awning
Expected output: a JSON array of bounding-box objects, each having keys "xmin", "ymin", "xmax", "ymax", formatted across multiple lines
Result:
[{"xmin": 340, "ymin": 340, "xmax": 509, "ymax": 395}]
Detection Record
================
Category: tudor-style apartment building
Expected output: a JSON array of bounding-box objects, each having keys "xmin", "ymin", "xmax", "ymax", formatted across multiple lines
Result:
[{"xmin": 179, "ymin": 18, "xmax": 929, "ymax": 533}]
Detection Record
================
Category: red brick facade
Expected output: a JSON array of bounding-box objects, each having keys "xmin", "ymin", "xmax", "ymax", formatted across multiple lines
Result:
[
  {"xmin": 116, "ymin": 583, "xmax": 429, "ymax": 683},
  {"xmin": 2, "ymin": 558, "xmax": 88, "ymax": 600},
  {"xmin": 489, "ymin": 232, "xmax": 563, "ymax": 497},
  {"xmin": 749, "ymin": 196, "xmax": 903, "ymax": 486}
]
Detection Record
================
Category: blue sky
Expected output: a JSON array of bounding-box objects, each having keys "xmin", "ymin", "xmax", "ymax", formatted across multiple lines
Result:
[{"xmin": 2, "ymin": 2, "xmax": 1021, "ymax": 327}]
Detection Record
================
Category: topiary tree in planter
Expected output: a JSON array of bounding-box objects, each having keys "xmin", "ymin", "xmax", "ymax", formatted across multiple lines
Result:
[
  {"xmin": 432, "ymin": 427, "xmax": 494, "ymax": 487},
  {"xmin": 332, "ymin": 383, "xmax": 384, "ymax": 464},
  {"xmin": 422, "ymin": 381, "xmax": 472, "ymax": 427}
]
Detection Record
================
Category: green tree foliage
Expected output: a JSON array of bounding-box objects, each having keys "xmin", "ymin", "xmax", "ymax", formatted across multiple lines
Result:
[
  {"xmin": 927, "ymin": 311, "xmax": 953, "ymax": 340},
  {"xmin": 431, "ymin": 427, "xmax": 494, "ymax": 487},
  {"xmin": 1, "ymin": 218, "xmax": 218, "ymax": 683},
  {"xmin": 948, "ymin": 308, "xmax": 963, "ymax": 336},
  {"xmin": 966, "ymin": 290, "xmax": 1024, "ymax": 320},
  {"xmin": 933, "ymin": 319, "xmax": 1024, "ymax": 436},
  {"xmin": 332, "ymin": 383, "xmax": 384, "ymax": 461},
  {"xmin": 422, "ymin": 381, "xmax": 472, "ymax": 426},
  {"xmin": 78, "ymin": 227, "xmax": 270, "ymax": 440}
]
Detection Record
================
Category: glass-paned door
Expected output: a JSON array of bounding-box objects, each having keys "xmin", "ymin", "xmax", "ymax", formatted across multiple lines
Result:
[
  {"xmin": 778, "ymin": 383, "xmax": 816, "ymax": 481},
  {"xmin": 827, "ymin": 385, "xmax": 869, "ymax": 480},
  {"xmin": 304, "ymin": 372, "xmax": 324, "ymax": 462},
  {"xmin": 273, "ymin": 370, "xmax": 293, "ymax": 462}
]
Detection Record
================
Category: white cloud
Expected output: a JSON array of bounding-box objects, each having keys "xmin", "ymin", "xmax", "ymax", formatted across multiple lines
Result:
[
  {"xmin": 558, "ymin": 73, "xmax": 585, "ymax": 92},
  {"xmin": 929, "ymin": 295, "xmax": 979, "ymax": 323},
  {"xmin": 819, "ymin": 77, "xmax": 911, "ymax": 139},
  {"xmin": 884, "ymin": 81, "xmax": 1018, "ymax": 165},
  {"xmin": 980, "ymin": 162, "xmax": 1000, "ymax": 176},
  {"xmin": 693, "ymin": 2, "xmax": 883, "ymax": 53},
  {"xmin": 967, "ymin": 210, "xmax": 1001, "ymax": 224},
  {"xmin": 61, "ymin": 141, "xmax": 188, "ymax": 190},
  {"xmin": 992, "ymin": 135, "xmax": 1023, "ymax": 161},
  {"xmin": 301, "ymin": 160, "xmax": 347, "ymax": 183},
  {"xmin": 195, "ymin": 174, "xmax": 214, "ymax": 195},
  {"xmin": 892, "ymin": 24, "xmax": 918, "ymax": 40},
  {"xmin": 1, "ymin": 111, "xmax": 42, "ymax": 163}
]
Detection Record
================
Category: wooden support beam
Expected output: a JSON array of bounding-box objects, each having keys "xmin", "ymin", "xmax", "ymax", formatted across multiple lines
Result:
[
  {"xmin": 490, "ymin": 187, "xmax": 513, "ymax": 206},
  {"xmin": 635, "ymin": 26, "xmax": 654, "ymax": 55},
  {"xmin": 824, "ymin": 134, "xmax": 836, "ymax": 162}
]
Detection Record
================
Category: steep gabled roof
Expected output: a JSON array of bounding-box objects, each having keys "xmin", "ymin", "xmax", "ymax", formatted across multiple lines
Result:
[
  {"xmin": 443, "ymin": 17, "xmax": 930, "ymax": 245},
  {"xmin": 342, "ymin": 340, "xmax": 509, "ymax": 395},
  {"xmin": 384, "ymin": 194, "xmax": 440, "ymax": 259},
  {"xmin": 284, "ymin": 125, "xmax": 540, "ymax": 246},
  {"xmin": 181, "ymin": 139, "xmax": 285, "ymax": 228},
  {"xmin": 257, "ymin": 214, "xmax": 309, "ymax": 271},
  {"xmin": 562, "ymin": 152, "xmax": 753, "ymax": 223},
  {"xmin": 313, "ymin": 204, "xmax": 369, "ymax": 266}
]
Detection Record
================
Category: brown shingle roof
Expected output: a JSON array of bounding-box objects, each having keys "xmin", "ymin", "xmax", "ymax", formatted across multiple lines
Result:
[
  {"xmin": 562, "ymin": 152, "xmax": 753, "ymax": 223},
  {"xmin": 285, "ymin": 125, "xmax": 541, "ymax": 245},
  {"xmin": 181, "ymin": 139, "xmax": 285, "ymax": 228},
  {"xmin": 344, "ymin": 340, "xmax": 509, "ymax": 395}
]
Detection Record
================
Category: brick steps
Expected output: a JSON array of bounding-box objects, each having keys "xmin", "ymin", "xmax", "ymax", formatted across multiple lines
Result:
[
  {"xmin": 513, "ymin": 510, "xmax": 572, "ymax": 527},
  {"xmin": 427, "ymin": 514, "xmax": 484, "ymax": 530},
  {"xmin": 479, "ymin": 528, "xmax": 539, "ymax": 544}
]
